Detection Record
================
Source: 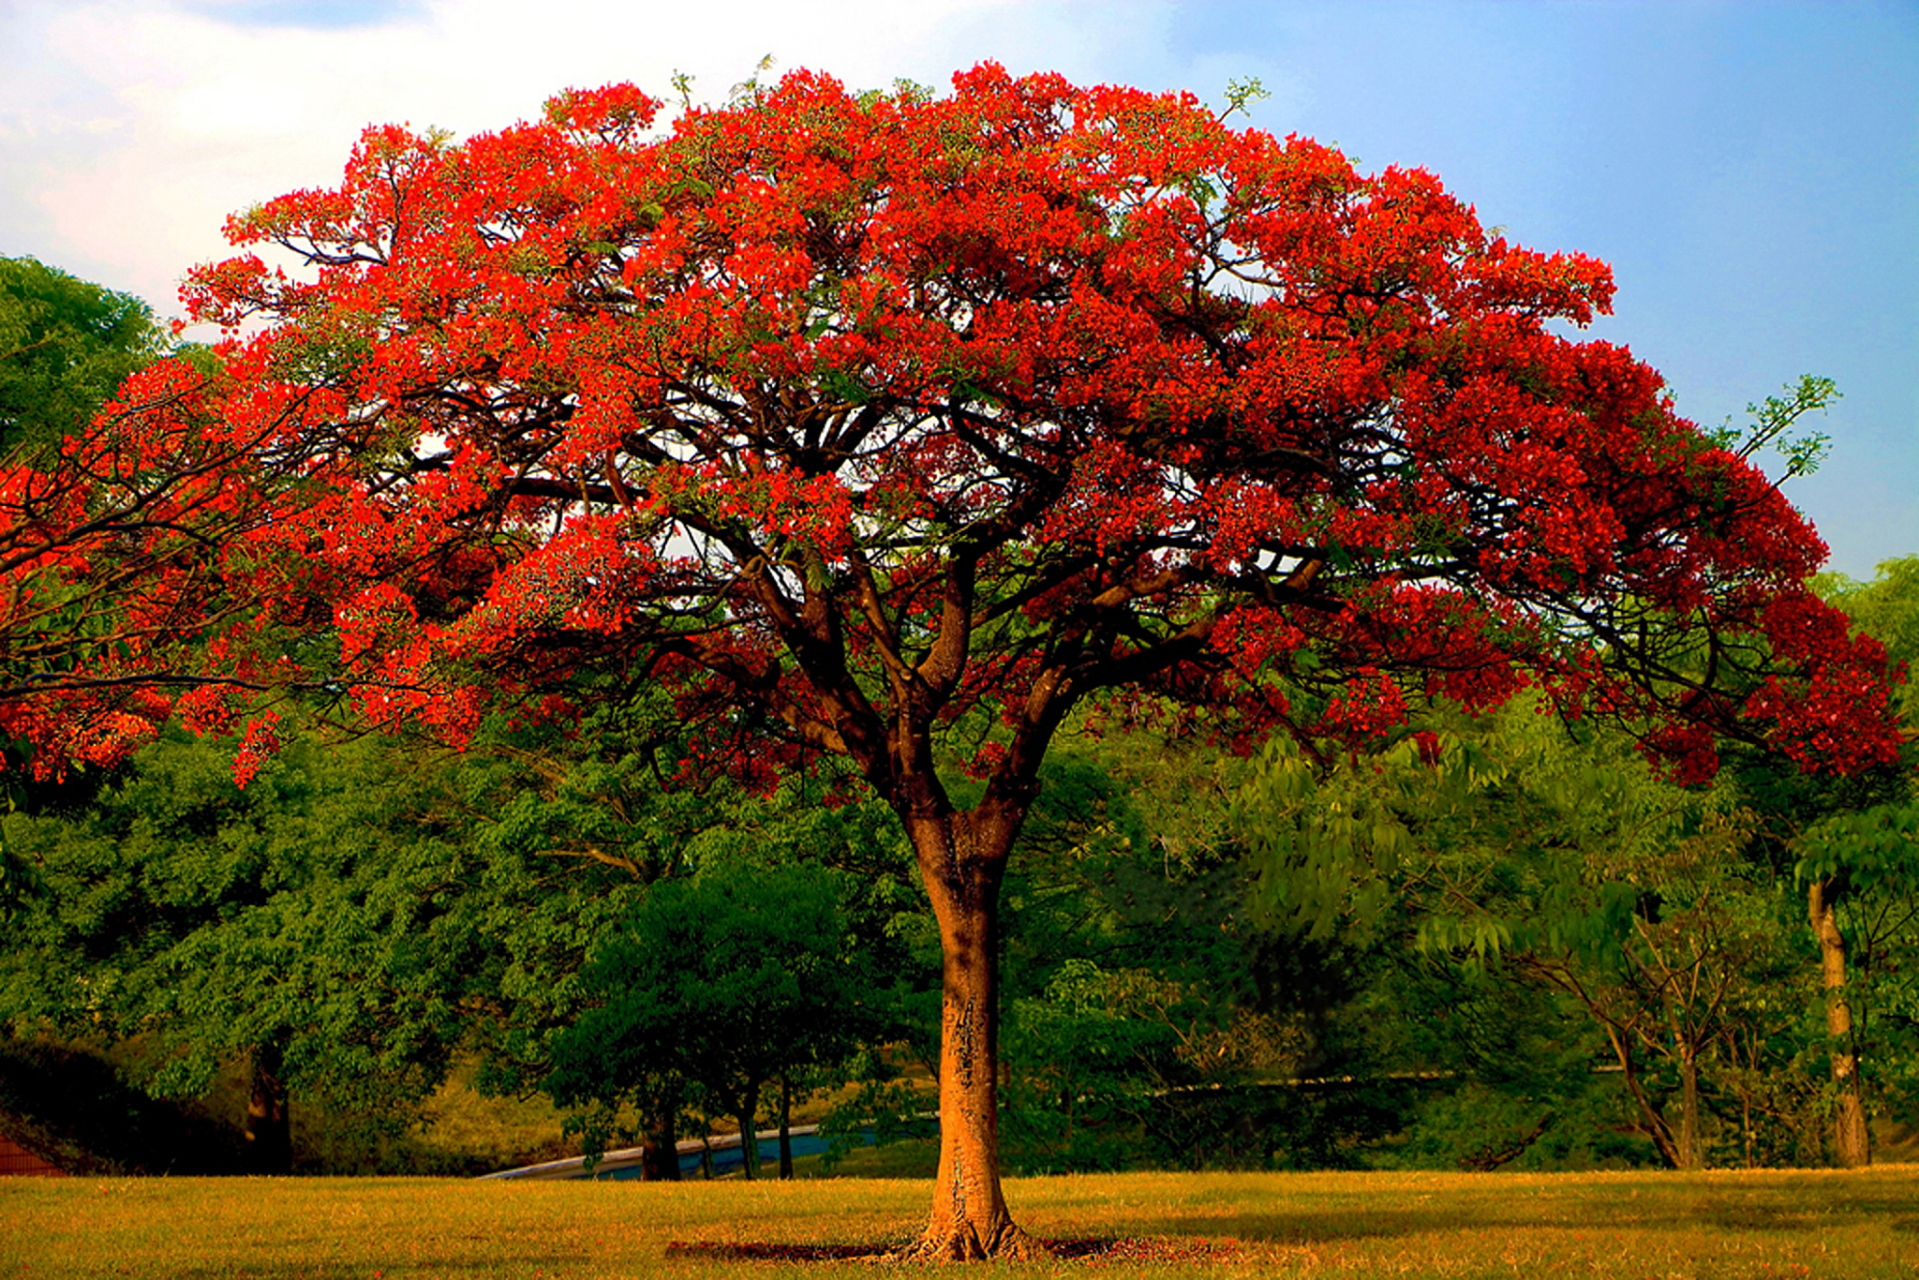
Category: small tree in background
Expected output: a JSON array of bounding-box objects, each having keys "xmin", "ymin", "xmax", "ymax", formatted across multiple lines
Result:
[
  {"xmin": 546, "ymin": 859, "xmax": 866, "ymax": 1179},
  {"xmin": 71, "ymin": 65, "xmax": 1904, "ymax": 1254}
]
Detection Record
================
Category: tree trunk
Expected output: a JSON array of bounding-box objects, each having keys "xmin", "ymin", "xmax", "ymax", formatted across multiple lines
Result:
[
  {"xmin": 903, "ymin": 813, "xmax": 1042, "ymax": 1260},
  {"xmin": 1599, "ymin": 1021, "xmax": 1682, "ymax": 1169},
  {"xmin": 1809, "ymin": 878, "xmax": 1870, "ymax": 1167},
  {"xmin": 244, "ymin": 1044, "xmax": 291, "ymax": 1176},
  {"xmin": 777, "ymin": 1072, "xmax": 794, "ymax": 1180},
  {"xmin": 639, "ymin": 1091, "xmax": 680, "ymax": 1182},
  {"xmin": 736, "ymin": 1083, "xmax": 761, "ymax": 1181},
  {"xmin": 1676, "ymin": 1044, "xmax": 1702, "ymax": 1171}
]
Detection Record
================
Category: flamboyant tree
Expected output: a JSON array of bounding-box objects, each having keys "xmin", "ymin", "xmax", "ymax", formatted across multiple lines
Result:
[{"xmin": 160, "ymin": 66, "xmax": 1900, "ymax": 1256}]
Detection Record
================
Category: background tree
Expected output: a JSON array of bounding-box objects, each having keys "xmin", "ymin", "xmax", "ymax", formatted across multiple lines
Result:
[
  {"xmin": 0, "ymin": 261, "xmax": 313, "ymax": 781},
  {"xmin": 545, "ymin": 858, "xmax": 868, "ymax": 1180},
  {"xmin": 453, "ymin": 677, "xmax": 926, "ymax": 1180},
  {"xmin": 157, "ymin": 66, "xmax": 1900, "ymax": 1255},
  {"xmin": 0, "ymin": 257, "xmax": 167, "ymax": 461},
  {"xmin": 1792, "ymin": 802, "xmax": 1919, "ymax": 1165},
  {"xmin": 1728, "ymin": 557, "xmax": 1919, "ymax": 1166},
  {"xmin": 0, "ymin": 726, "xmax": 482, "ymax": 1173},
  {"xmin": 0, "ymin": 258, "xmax": 190, "ymax": 784},
  {"xmin": 1236, "ymin": 694, "xmax": 1846, "ymax": 1171}
]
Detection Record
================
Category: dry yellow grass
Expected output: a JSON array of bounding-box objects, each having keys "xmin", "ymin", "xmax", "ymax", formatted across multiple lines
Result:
[{"xmin": 3, "ymin": 1165, "xmax": 1916, "ymax": 1278}]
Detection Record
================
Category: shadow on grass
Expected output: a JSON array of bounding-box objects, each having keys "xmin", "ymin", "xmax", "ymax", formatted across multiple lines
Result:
[
  {"xmin": 164, "ymin": 1261, "xmax": 581, "ymax": 1280},
  {"xmin": 1135, "ymin": 1189, "xmax": 1904, "ymax": 1246},
  {"xmin": 1702, "ymin": 1206, "xmax": 1816, "ymax": 1232},
  {"xmin": 664, "ymin": 1238, "xmax": 1246, "ymax": 1264},
  {"xmin": 666, "ymin": 1242, "xmax": 897, "ymax": 1262}
]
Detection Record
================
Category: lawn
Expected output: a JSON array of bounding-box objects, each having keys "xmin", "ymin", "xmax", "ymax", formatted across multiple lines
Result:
[{"xmin": 4, "ymin": 1165, "xmax": 1916, "ymax": 1278}]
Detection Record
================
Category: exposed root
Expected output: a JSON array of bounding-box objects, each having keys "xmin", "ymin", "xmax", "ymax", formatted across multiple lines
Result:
[{"xmin": 890, "ymin": 1217, "xmax": 1052, "ymax": 1262}]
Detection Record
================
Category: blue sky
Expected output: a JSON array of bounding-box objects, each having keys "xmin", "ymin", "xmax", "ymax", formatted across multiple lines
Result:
[{"xmin": 3, "ymin": 0, "xmax": 1912, "ymax": 577}]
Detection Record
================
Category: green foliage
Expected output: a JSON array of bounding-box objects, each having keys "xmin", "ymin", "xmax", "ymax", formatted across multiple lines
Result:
[
  {"xmin": 1795, "ymin": 798, "xmax": 1919, "ymax": 1123},
  {"xmin": 988, "ymin": 731, "xmax": 1404, "ymax": 1173},
  {"xmin": 458, "ymin": 683, "xmax": 928, "ymax": 1118},
  {"xmin": 1219, "ymin": 75, "xmax": 1270, "ymax": 121},
  {"xmin": 545, "ymin": 859, "xmax": 869, "ymax": 1174},
  {"xmin": 0, "ymin": 725, "xmax": 485, "ymax": 1136},
  {"xmin": 0, "ymin": 256, "xmax": 167, "ymax": 458},
  {"xmin": 1707, "ymin": 373, "xmax": 1839, "ymax": 480},
  {"xmin": 4, "ymin": 552, "xmax": 1912, "ymax": 1182},
  {"xmin": 1232, "ymin": 696, "xmax": 1853, "ymax": 1170}
]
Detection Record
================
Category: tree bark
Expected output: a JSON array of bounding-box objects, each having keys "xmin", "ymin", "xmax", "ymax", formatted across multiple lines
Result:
[
  {"xmin": 777, "ymin": 1072, "xmax": 794, "ymax": 1180},
  {"xmin": 639, "ymin": 1090, "xmax": 680, "ymax": 1182},
  {"xmin": 1809, "ymin": 878, "xmax": 1870, "ymax": 1167},
  {"xmin": 735, "ymin": 1081, "xmax": 762, "ymax": 1181},
  {"xmin": 902, "ymin": 812, "xmax": 1042, "ymax": 1260},
  {"xmin": 244, "ymin": 1044, "xmax": 291, "ymax": 1176},
  {"xmin": 1676, "ymin": 1044, "xmax": 1702, "ymax": 1171},
  {"xmin": 1601, "ymin": 1019, "xmax": 1681, "ymax": 1169}
]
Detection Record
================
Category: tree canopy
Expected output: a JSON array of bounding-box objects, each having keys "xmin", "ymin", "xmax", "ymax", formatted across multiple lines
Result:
[{"xmin": 172, "ymin": 68, "xmax": 1899, "ymax": 782}]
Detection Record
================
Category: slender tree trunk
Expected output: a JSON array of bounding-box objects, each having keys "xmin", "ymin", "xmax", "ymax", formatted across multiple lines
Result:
[
  {"xmin": 1599, "ymin": 1021, "xmax": 1682, "ymax": 1168},
  {"xmin": 1742, "ymin": 1085, "xmax": 1755, "ymax": 1169},
  {"xmin": 1677, "ymin": 1044, "xmax": 1702, "ymax": 1171},
  {"xmin": 736, "ymin": 1082, "xmax": 761, "ymax": 1181},
  {"xmin": 244, "ymin": 1044, "xmax": 291, "ymax": 1176},
  {"xmin": 903, "ymin": 812, "xmax": 1041, "ymax": 1260},
  {"xmin": 777, "ymin": 1072, "xmax": 794, "ymax": 1180},
  {"xmin": 1809, "ymin": 878, "xmax": 1870, "ymax": 1167}
]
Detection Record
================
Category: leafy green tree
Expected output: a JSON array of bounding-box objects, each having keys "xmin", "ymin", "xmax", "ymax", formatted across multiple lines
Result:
[
  {"xmin": 1513, "ymin": 808, "xmax": 1797, "ymax": 1170},
  {"xmin": 1793, "ymin": 797, "xmax": 1919, "ymax": 1165},
  {"xmin": 545, "ymin": 859, "xmax": 869, "ymax": 1179},
  {"xmin": 989, "ymin": 735, "xmax": 1382, "ymax": 1174},
  {"xmin": 0, "ymin": 257, "xmax": 289, "ymax": 784},
  {"xmin": 0, "ymin": 257, "xmax": 167, "ymax": 459},
  {"xmin": 0, "ymin": 256, "xmax": 177, "ymax": 912},
  {"xmin": 1732, "ymin": 556, "xmax": 1919, "ymax": 1166},
  {"xmin": 1235, "ymin": 698, "xmax": 1824, "ymax": 1169},
  {"xmin": 458, "ymin": 683, "xmax": 927, "ymax": 1180},
  {"xmin": 0, "ymin": 726, "xmax": 484, "ymax": 1173}
]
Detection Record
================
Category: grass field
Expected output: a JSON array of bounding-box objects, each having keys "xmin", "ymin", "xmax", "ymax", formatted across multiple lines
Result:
[{"xmin": 5, "ymin": 1165, "xmax": 1918, "ymax": 1279}]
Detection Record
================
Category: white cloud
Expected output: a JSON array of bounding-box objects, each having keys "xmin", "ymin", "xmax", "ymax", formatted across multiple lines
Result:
[{"xmin": 1, "ymin": 0, "xmax": 1057, "ymax": 318}]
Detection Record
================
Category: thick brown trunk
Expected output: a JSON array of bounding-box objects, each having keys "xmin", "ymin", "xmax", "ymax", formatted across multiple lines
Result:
[
  {"xmin": 639, "ymin": 1096, "xmax": 680, "ymax": 1182},
  {"xmin": 1809, "ymin": 878, "xmax": 1870, "ymax": 1167},
  {"xmin": 244, "ymin": 1045, "xmax": 291, "ymax": 1176},
  {"xmin": 904, "ymin": 813, "xmax": 1042, "ymax": 1260}
]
